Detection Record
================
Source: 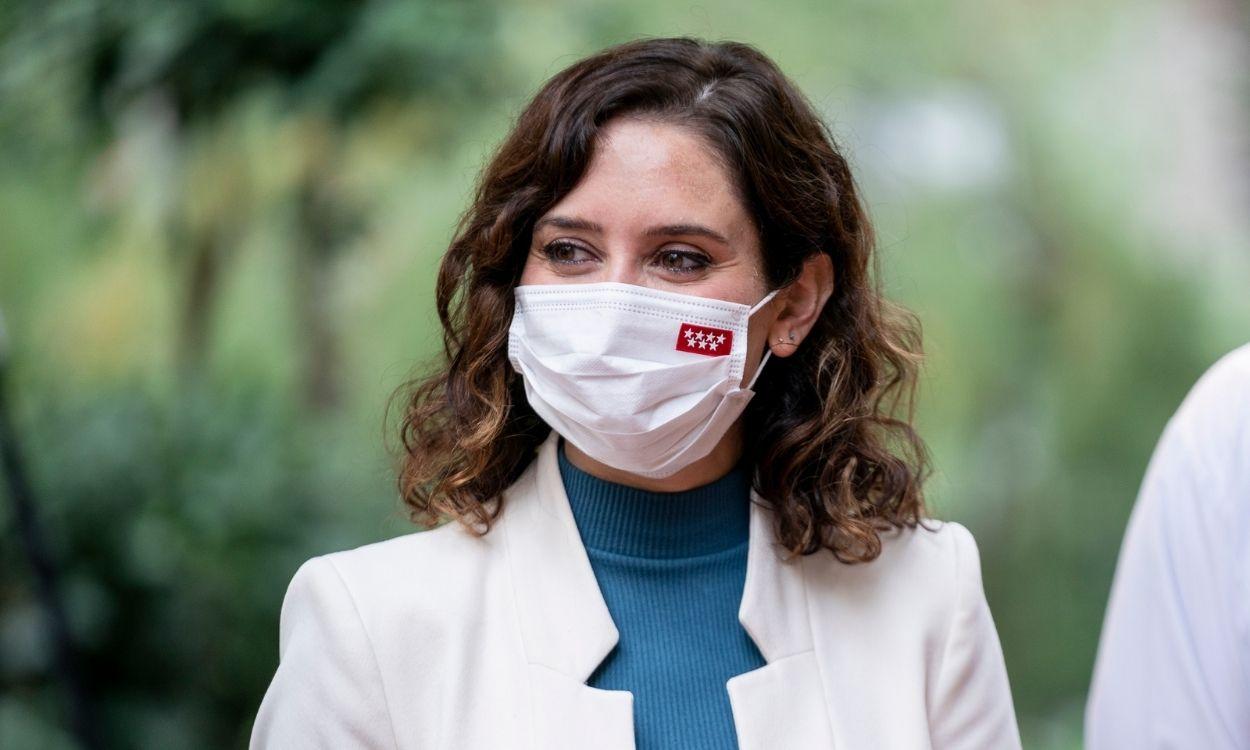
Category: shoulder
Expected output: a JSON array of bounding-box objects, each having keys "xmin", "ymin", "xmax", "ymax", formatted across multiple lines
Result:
[
  {"xmin": 801, "ymin": 518, "xmax": 986, "ymax": 626},
  {"xmin": 1146, "ymin": 342, "xmax": 1250, "ymax": 508},
  {"xmin": 322, "ymin": 516, "xmax": 499, "ymax": 581},
  {"xmin": 1165, "ymin": 343, "xmax": 1250, "ymax": 448},
  {"xmin": 255, "ymin": 521, "xmax": 500, "ymax": 748},
  {"xmin": 1190, "ymin": 341, "xmax": 1250, "ymax": 395},
  {"xmin": 284, "ymin": 516, "xmax": 504, "ymax": 633},
  {"xmin": 804, "ymin": 517, "xmax": 980, "ymax": 585},
  {"xmin": 281, "ymin": 457, "xmax": 544, "ymax": 629},
  {"xmin": 1171, "ymin": 342, "xmax": 1250, "ymax": 421}
]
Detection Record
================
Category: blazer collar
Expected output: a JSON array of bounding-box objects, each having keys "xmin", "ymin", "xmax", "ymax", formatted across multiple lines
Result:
[{"xmin": 501, "ymin": 430, "xmax": 814, "ymax": 681}]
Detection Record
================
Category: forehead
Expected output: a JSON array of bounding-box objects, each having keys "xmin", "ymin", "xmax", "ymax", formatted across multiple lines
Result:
[{"xmin": 541, "ymin": 118, "xmax": 752, "ymax": 236}]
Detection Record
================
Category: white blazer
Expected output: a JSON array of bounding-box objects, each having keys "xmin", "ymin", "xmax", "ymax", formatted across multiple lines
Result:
[{"xmin": 250, "ymin": 430, "xmax": 1023, "ymax": 749}]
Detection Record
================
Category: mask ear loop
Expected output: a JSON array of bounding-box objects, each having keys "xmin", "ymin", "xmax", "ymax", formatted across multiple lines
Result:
[
  {"xmin": 747, "ymin": 287, "xmax": 781, "ymax": 316},
  {"xmin": 745, "ymin": 349, "xmax": 772, "ymax": 390},
  {"xmin": 743, "ymin": 288, "xmax": 782, "ymax": 391}
]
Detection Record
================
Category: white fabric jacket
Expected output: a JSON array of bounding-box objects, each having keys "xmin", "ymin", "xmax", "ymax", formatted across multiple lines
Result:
[{"xmin": 250, "ymin": 430, "xmax": 1023, "ymax": 749}]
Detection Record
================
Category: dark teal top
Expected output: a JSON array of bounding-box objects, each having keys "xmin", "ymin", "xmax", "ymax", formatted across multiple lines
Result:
[{"xmin": 556, "ymin": 438, "xmax": 767, "ymax": 749}]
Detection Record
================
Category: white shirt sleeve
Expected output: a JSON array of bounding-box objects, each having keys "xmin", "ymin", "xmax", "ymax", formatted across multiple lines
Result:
[
  {"xmin": 1085, "ymin": 343, "xmax": 1250, "ymax": 750},
  {"xmin": 249, "ymin": 555, "xmax": 400, "ymax": 750}
]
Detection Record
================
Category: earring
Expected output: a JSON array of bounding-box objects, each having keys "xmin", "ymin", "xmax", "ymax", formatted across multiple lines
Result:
[{"xmin": 775, "ymin": 332, "xmax": 797, "ymax": 345}]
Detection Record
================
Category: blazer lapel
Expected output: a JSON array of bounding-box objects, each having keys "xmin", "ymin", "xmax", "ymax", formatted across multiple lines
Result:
[
  {"xmin": 728, "ymin": 485, "xmax": 838, "ymax": 749},
  {"xmin": 500, "ymin": 431, "xmax": 635, "ymax": 750},
  {"xmin": 500, "ymin": 430, "xmax": 836, "ymax": 750}
]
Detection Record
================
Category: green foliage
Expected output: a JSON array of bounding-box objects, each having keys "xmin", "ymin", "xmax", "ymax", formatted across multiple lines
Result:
[{"xmin": 1, "ymin": 378, "xmax": 336, "ymax": 748}]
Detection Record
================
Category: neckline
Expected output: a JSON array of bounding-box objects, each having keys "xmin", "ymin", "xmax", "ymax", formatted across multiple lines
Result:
[{"xmin": 556, "ymin": 437, "xmax": 752, "ymax": 559}]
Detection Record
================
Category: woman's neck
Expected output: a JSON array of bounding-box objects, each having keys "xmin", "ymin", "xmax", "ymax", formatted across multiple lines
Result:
[
  {"xmin": 560, "ymin": 424, "xmax": 745, "ymax": 492},
  {"xmin": 557, "ymin": 437, "xmax": 752, "ymax": 558}
]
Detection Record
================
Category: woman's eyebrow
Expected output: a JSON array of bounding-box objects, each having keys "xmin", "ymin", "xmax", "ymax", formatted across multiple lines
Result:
[
  {"xmin": 534, "ymin": 215, "xmax": 731, "ymax": 245},
  {"xmin": 644, "ymin": 223, "xmax": 730, "ymax": 245},
  {"xmin": 533, "ymin": 215, "xmax": 601, "ymax": 233}
]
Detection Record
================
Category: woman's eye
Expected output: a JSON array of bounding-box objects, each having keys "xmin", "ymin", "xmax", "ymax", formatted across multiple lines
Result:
[
  {"xmin": 655, "ymin": 248, "xmax": 711, "ymax": 274},
  {"xmin": 541, "ymin": 240, "xmax": 594, "ymax": 265}
]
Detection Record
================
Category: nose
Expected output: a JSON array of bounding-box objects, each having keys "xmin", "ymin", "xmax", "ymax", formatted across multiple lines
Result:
[{"xmin": 600, "ymin": 243, "xmax": 647, "ymax": 287}]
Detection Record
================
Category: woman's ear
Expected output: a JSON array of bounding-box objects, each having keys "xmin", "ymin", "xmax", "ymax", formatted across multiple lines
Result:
[{"xmin": 768, "ymin": 253, "xmax": 835, "ymax": 358}]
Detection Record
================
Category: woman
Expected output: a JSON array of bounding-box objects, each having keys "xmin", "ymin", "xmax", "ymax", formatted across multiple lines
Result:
[{"xmin": 250, "ymin": 36, "xmax": 1021, "ymax": 749}]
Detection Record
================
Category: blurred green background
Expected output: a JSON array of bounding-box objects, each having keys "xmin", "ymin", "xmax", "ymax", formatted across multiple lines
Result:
[{"xmin": 1, "ymin": 0, "xmax": 1247, "ymax": 747}]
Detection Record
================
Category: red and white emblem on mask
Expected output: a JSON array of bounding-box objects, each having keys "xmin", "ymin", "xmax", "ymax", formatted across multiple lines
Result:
[{"xmin": 676, "ymin": 323, "xmax": 732, "ymax": 356}]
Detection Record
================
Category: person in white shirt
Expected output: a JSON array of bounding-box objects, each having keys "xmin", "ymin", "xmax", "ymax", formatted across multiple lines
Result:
[{"xmin": 1086, "ymin": 342, "xmax": 1250, "ymax": 749}]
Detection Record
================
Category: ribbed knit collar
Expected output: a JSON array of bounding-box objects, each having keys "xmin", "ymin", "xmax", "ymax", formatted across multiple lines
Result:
[{"xmin": 556, "ymin": 437, "xmax": 752, "ymax": 559}]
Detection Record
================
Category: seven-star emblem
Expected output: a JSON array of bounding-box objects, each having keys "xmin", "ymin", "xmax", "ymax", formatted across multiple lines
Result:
[{"xmin": 676, "ymin": 323, "xmax": 733, "ymax": 356}]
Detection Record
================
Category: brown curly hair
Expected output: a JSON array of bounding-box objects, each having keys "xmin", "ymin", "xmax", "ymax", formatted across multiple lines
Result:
[{"xmin": 389, "ymin": 35, "xmax": 933, "ymax": 564}]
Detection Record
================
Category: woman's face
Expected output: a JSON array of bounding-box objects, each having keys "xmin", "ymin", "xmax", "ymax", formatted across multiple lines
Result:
[{"xmin": 520, "ymin": 116, "xmax": 776, "ymax": 382}]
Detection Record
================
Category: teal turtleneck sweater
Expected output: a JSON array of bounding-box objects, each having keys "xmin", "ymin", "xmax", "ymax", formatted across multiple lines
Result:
[{"xmin": 556, "ymin": 438, "xmax": 767, "ymax": 749}]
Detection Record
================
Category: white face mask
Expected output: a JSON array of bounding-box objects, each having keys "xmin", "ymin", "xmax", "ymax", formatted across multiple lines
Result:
[{"xmin": 507, "ymin": 281, "xmax": 781, "ymax": 478}]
